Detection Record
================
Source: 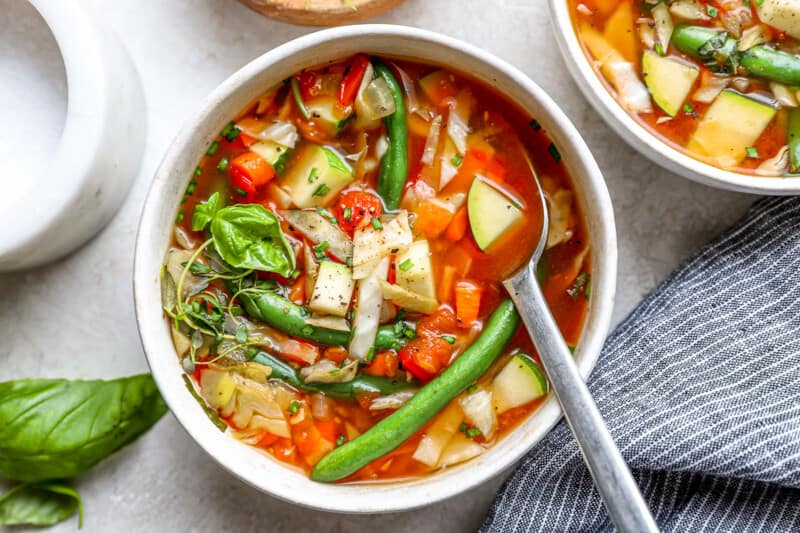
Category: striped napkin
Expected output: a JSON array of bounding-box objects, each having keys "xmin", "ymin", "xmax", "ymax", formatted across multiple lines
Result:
[{"xmin": 481, "ymin": 197, "xmax": 800, "ymax": 532}]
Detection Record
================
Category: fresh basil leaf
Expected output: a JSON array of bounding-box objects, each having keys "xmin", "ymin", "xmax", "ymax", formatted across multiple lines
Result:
[
  {"xmin": 0, "ymin": 375, "xmax": 167, "ymax": 483},
  {"xmin": 192, "ymin": 192, "xmax": 222, "ymax": 232},
  {"xmin": 209, "ymin": 204, "xmax": 295, "ymax": 277},
  {"xmin": 0, "ymin": 481, "xmax": 82, "ymax": 527}
]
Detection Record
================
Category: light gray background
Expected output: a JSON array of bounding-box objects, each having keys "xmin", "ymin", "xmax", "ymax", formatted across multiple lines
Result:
[{"xmin": 0, "ymin": 0, "xmax": 757, "ymax": 531}]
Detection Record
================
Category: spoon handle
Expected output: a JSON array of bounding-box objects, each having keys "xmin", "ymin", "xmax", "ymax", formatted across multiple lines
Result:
[{"xmin": 506, "ymin": 266, "xmax": 658, "ymax": 533}]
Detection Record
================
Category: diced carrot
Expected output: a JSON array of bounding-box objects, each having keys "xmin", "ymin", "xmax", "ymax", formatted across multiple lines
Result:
[
  {"xmin": 271, "ymin": 438, "xmax": 297, "ymax": 463},
  {"xmin": 442, "ymin": 142, "xmax": 497, "ymax": 195},
  {"xmin": 418, "ymin": 70, "xmax": 457, "ymax": 106},
  {"xmin": 230, "ymin": 151, "xmax": 276, "ymax": 188},
  {"xmin": 315, "ymin": 420, "xmax": 339, "ymax": 443},
  {"xmin": 413, "ymin": 201, "xmax": 454, "ymax": 238},
  {"xmin": 438, "ymin": 264, "xmax": 456, "ymax": 304},
  {"xmin": 484, "ymin": 158, "xmax": 507, "ymax": 183},
  {"xmin": 447, "ymin": 245, "xmax": 473, "ymax": 278},
  {"xmin": 288, "ymin": 274, "xmax": 305, "ymax": 305},
  {"xmin": 455, "ymin": 280, "xmax": 483, "ymax": 328},
  {"xmin": 292, "ymin": 406, "xmax": 335, "ymax": 466},
  {"xmin": 364, "ymin": 351, "xmax": 399, "ymax": 378},
  {"xmin": 239, "ymin": 132, "xmax": 256, "ymax": 147},
  {"xmin": 407, "ymin": 112, "xmax": 432, "ymax": 138},
  {"xmin": 323, "ymin": 346, "xmax": 348, "ymax": 365},
  {"xmin": 587, "ymin": 0, "xmax": 617, "ymax": 15},
  {"xmin": 444, "ymin": 207, "xmax": 469, "ymax": 242}
]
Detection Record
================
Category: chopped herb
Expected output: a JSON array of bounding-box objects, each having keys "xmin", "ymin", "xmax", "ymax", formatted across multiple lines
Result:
[
  {"xmin": 220, "ymin": 122, "xmax": 241, "ymax": 142},
  {"xmin": 442, "ymin": 335, "xmax": 456, "ymax": 344},
  {"xmin": 529, "ymin": 118, "xmax": 542, "ymax": 131},
  {"xmin": 290, "ymin": 269, "xmax": 301, "ymax": 279},
  {"xmin": 371, "ymin": 217, "xmax": 382, "ymax": 230},
  {"xmin": 308, "ymin": 167, "xmax": 320, "ymax": 183},
  {"xmin": 746, "ymin": 146, "xmax": 759, "ymax": 158},
  {"xmin": 399, "ymin": 258, "xmax": 414, "ymax": 271},
  {"xmin": 313, "ymin": 183, "xmax": 331, "ymax": 197},
  {"xmin": 184, "ymin": 261, "xmax": 211, "ymax": 276},
  {"xmin": 466, "ymin": 383, "xmax": 478, "ymax": 394},
  {"xmin": 244, "ymin": 346, "xmax": 259, "ymax": 360},
  {"xmin": 176, "ymin": 211, "xmax": 185, "ymax": 223},
  {"xmin": 706, "ymin": 4, "xmax": 718, "ymax": 17},
  {"xmin": 567, "ymin": 272, "xmax": 590, "ymax": 299},
  {"xmin": 343, "ymin": 207, "xmax": 352, "ymax": 221},
  {"xmin": 287, "ymin": 400, "xmax": 301, "ymax": 414},
  {"xmin": 755, "ymin": 0, "xmax": 764, "ymax": 5},
  {"xmin": 458, "ymin": 422, "xmax": 468, "ymax": 432},
  {"xmin": 548, "ymin": 142, "xmax": 561, "ymax": 162},
  {"xmin": 336, "ymin": 435, "xmax": 346, "ymax": 446},
  {"xmin": 186, "ymin": 180, "xmax": 197, "ymax": 195},
  {"xmin": 235, "ymin": 323, "xmax": 248, "ymax": 344},
  {"xmin": 315, "ymin": 206, "xmax": 338, "ymax": 225},
  {"xmin": 683, "ymin": 103, "xmax": 694, "ymax": 115},
  {"xmin": 217, "ymin": 157, "xmax": 229, "ymax": 171},
  {"xmin": 451, "ymin": 154, "xmax": 464, "ymax": 167},
  {"xmin": 743, "ymin": 0, "xmax": 750, "ymax": 6},
  {"xmin": 465, "ymin": 427, "xmax": 482, "ymax": 439},
  {"xmin": 366, "ymin": 346, "xmax": 376, "ymax": 362},
  {"xmin": 313, "ymin": 241, "xmax": 330, "ymax": 261},
  {"xmin": 233, "ymin": 187, "xmax": 247, "ymax": 196},
  {"xmin": 329, "ymin": 368, "xmax": 341, "ymax": 376},
  {"xmin": 346, "ymin": 256, "xmax": 353, "ymax": 267},
  {"xmin": 585, "ymin": 278, "xmax": 592, "ymax": 299},
  {"xmin": 194, "ymin": 167, "xmax": 202, "ymax": 177},
  {"xmin": 396, "ymin": 309, "xmax": 407, "ymax": 320},
  {"xmin": 206, "ymin": 141, "xmax": 220, "ymax": 156},
  {"xmin": 655, "ymin": 42, "xmax": 664, "ymax": 56}
]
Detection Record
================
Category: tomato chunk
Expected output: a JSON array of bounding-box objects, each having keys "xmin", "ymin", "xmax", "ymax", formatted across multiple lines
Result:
[
  {"xmin": 229, "ymin": 151, "xmax": 275, "ymax": 201},
  {"xmin": 398, "ymin": 337, "xmax": 453, "ymax": 382},
  {"xmin": 335, "ymin": 191, "xmax": 383, "ymax": 236}
]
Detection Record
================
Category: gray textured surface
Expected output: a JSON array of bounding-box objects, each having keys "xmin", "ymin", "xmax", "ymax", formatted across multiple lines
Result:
[{"xmin": 0, "ymin": 0, "xmax": 756, "ymax": 531}]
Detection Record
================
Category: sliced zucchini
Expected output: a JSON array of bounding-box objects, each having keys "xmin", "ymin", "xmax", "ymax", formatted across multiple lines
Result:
[
  {"xmin": 249, "ymin": 140, "xmax": 291, "ymax": 174},
  {"xmin": 395, "ymin": 240, "xmax": 436, "ymax": 300},
  {"xmin": 281, "ymin": 144, "xmax": 355, "ymax": 208},
  {"xmin": 467, "ymin": 177, "xmax": 523, "ymax": 251},
  {"xmin": 687, "ymin": 90, "xmax": 777, "ymax": 167},
  {"xmin": 308, "ymin": 261, "xmax": 355, "ymax": 317},
  {"xmin": 306, "ymin": 96, "xmax": 352, "ymax": 137},
  {"xmin": 642, "ymin": 51, "xmax": 699, "ymax": 117},
  {"xmin": 491, "ymin": 354, "xmax": 547, "ymax": 414}
]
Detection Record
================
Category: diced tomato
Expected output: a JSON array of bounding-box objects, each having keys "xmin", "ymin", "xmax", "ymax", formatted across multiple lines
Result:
[
  {"xmin": 229, "ymin": 170, "xmax": 256, "ymax": 201},
  {"xmin": 335, "ymin": 191, "xmax": 383, "ymax": 236},
  {"xmin": 413, "ymin": 201, "xmax": 454, "ymax": 239},
  {"xmin": 455, "ymin": 280, "xmax": 483, "ymax": 328},
  {"xmin": 399, "ymin": 337, "xmax": 453, "ymax": 382},
  {"xmin": 297, "ymin": 71, "xmax": 320, "ymax": 100},
  {"xmin": 387, "ymin": 253, "xmax": 397, "ymax": 284},
  {"xmin": 416, "ymin": 307, "xmax": 458, "ymax": 338},
  {"xmin": 257, "ymin": 432, "xmax": 280, "ymax": 447},
  {"xmin": 315, "ymin": 420, "xmax": 339, "ymax": 443},
  {"xmin": 293, "ymin": 422, "xmax": 335, "ymax": 467},
  {"xmin": 338, "ymin": 54, "xmax": 370, "ymax": 106},
  {"xmin": 364, "ymin": 351, "xmax": 399, "ymax": 378},
  {"xmin": 279, "ymin": 338, "xmax": 320, "ymax": 366}
]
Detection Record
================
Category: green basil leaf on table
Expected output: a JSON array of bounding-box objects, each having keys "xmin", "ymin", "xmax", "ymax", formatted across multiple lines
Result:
[
  {"xmin": 0, "ymin": 374, "xmax": 167, "ymax": 482},
  {"xmin": 0, "ymin": 481, "xmax": 82, "ymax": 527},
  {"xmin": 192, "ymin": 191, "xmax": 222, "ymax": 231},
  {"xmin": 209, "ymin": 204, "xmax": 296, "ymax": 277}
]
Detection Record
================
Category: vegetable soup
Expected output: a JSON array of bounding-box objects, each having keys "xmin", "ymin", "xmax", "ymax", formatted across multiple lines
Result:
[
  {"xmin": 162, "ymin": 55, "xmax": 591, "ymax": 482},
  {"xmin": 570, "ymin": 0, "xmax": 800, "ymax": 176}
]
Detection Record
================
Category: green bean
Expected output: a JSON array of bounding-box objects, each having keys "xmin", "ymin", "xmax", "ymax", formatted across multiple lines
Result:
[
  {"xmin": 311, "ymin": 299, "xmax": 521, "ymax": 482},
  {"xmin": 290, "ymin": 77, "xmax": 310, "ymax": 120},
  {"xmin": 671, "ymin": 24, "xmax": 800, "ymax": 85},
  {"xmin": 788, "ymin": 108, "xmax": 800, "ymax": 174},
  {"xmin": 235, "ymin": 288, "xmax": 412, "ymax": 350},
  {"xmin": 373, "ymin": 59, "xmax": 409, "ymax": 211},
  {"xmin": 253, "ymin": 352, "xmax": 415, "ymax": 400}
]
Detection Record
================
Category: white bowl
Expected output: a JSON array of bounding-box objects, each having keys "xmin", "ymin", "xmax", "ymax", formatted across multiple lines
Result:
[
  {"xmin": 134, "ymin": 25, "xmax": 617, "ymax": 513},
  {"xmin": 0, "ymin": 0, "xmax": 145, "ymax": 271},
  {"xmin": 548, "ymin": 0, "xmax": 800, "ymax": 195}
]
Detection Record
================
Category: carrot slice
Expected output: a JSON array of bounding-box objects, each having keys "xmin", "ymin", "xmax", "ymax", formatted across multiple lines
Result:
[
  {"xmin": 444, "ymin": 207, "xmax": 469, "ymax": 242},
  {"xmin": 230, "ymin": 151, "xmax": 276, "ymax": 188},
  {"xmin": 454, "ymin": 280, "xmax": 482, "ymax": 328}
]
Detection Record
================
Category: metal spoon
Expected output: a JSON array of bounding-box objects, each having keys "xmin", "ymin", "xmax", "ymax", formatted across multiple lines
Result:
[{"xmin": 502, "ymin": 173, "xmax": 658, "ymax": 533}]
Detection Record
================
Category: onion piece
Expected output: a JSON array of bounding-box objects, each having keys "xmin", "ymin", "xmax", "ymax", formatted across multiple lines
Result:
[
  {"xmin": 166, "ymin": 249, "xmax": 208, "ymax": 298},
  {"xmin": 304, "ymin": 315, "xmax": 350, "ymax": 331},
  {"xmin": 606, "ymin": 61, "xmax": 653, "ymax": 113},
  {"xmin": 310, "ymin": 393, "xmax": 335, "ymax": 421},
  {"xmin": 738, "ymin": 25, "xmax": 767, "ymax": 51},
  {"xmin": 349, "ymin": 257, "xmax": 390, "ymax": 360},
  {"xmin": 458, "ymin": 389, "xmax": 497, "ymax": 439},
  {"xmin": 651, "ymin": 3, "xmax": 673, "ymax": 52},
  {"xmin": 447, "ymin": 102, "xmax": 470, "ymax": 155},
  {"xmin": 412, "ymin": 402, "xmax": 463, "ymax": 467},
  {"xmin": 693, "ymin": 75, "xmax": 729, "ymax": 103},
  {"xmin": 638, "ymin": 19, "xmax": 656, "ymax": 49},
  {"xmin": 352, "ymin": 211, "xmax": 412, "ymax": 279},
  {"xmin": 770, "ymin": 82, "xmax": 798, "ymax": 107},
  {"xmin": 360, "ymin": 77, "xmax": 396, "ymax": 121},
  {"xmin": 370, "ymin": 390, "xmax": 417, "ymax": 411},
  {"xmin": 393, "ymin": 62, "xmax": 420, "ymax": 116},
  {"xmin": 546, "ymin": 189, "xmax": 574, "ymax": 249},
  {"xmin": 422, "ymin": 114, "xmax": 443, "ymax": 166},
  {"xmin": 281, "ymin": 210, "xmax": 353, "ymax": 262},
  {"xmin": 300, "ymin": 359, "xmax": 358, "ymax": 384},
  {"xmin": 379, "ymin": 280, "xmax": 438, "ymax": 314},
  {"xmin": 755, "ymin": 145, "xmax": 790, "ymax": 176},
  {"xmin": 437, "ymin": 432, "xmax": 485, "ymax": 467},
  {"xmin": 669, "ymin": 0, "xmax": 710, "ymax": 21},
  {"xmin": 237, "ymin": 119, "xmax": 299, "ymax": 149}
]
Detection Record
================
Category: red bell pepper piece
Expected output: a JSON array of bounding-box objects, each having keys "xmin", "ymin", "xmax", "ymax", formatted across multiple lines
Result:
[{"xmin": 338, "ymin": 55, "xmax": 370, "ymax": 107}]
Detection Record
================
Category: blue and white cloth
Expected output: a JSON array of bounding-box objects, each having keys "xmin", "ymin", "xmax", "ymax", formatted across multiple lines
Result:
[{"xmin": 481, "ymin": 197, "xmax": 800, "ymax": 532}]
